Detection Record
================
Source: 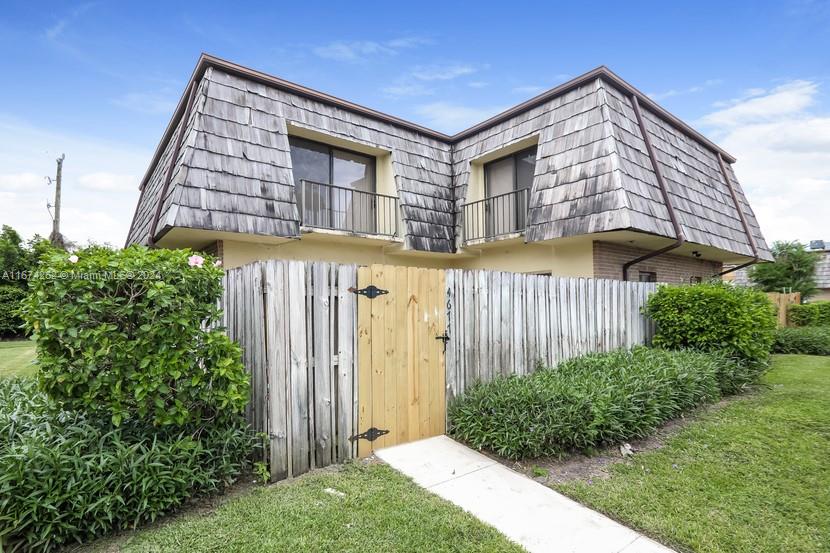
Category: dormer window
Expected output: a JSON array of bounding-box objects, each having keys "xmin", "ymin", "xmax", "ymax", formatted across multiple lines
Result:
[
  {"xmin": 289, "ymin": 136, "xmax": 398, "ymax": 237},
  {"xmin": 464, "ymin": 145, "xmax": 537, "ymax": 240},
  {"xmin": 484, "ymin": 146, "xmax": 537, "ymax": 198},
  {"xmin": 289, "ymin": 136, "xmax": 376, "ymax": 194}
]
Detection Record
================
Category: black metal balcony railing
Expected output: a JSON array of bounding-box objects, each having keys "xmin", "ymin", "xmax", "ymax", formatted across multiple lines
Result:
[
  {"xmin": 298, "ymin": 179, "xmax": 398, "ymax": 237},
  {"xmin": 462, "ymin": 187, "xmax": 529, "ymax": 242}
]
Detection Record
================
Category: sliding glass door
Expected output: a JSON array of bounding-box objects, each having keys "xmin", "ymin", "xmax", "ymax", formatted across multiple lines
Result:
[{"xmin": 289, "ymin": 137, "xmax": 377, "ymax": 233}]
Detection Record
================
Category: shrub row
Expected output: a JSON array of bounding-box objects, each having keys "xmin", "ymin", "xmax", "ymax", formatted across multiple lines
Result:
[
  {"xmin": 644, "ymin": 282, "xmax": 776, "ymax": 366},
  {"xmin": 788, "ymin": 301, "xmax": 830, "ymax": 327},
  {"xmin": 0, "ymin": 378, "xmax": 256, "ymax": 552},
  {"xmin": 448, "ymin": 348, "xmax": 757, "ymax": 460},
  {"xmin": 772, "ymin": 327, "xmax": 830, "ymax": 356}
]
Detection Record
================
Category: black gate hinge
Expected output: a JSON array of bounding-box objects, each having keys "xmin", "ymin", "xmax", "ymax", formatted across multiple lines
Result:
[
  {"xmin": 349, "ymin": 427, "xmax": 389, "ymax": 443},
  {"xmin": 349, "ymin": 285, "xmax": 388, "ymax": 299}
]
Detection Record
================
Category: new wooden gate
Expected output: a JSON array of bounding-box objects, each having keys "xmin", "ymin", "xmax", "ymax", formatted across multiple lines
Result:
[{"xmin": 355, "ymin": 264, "xmax": 446, "ymax": 457}]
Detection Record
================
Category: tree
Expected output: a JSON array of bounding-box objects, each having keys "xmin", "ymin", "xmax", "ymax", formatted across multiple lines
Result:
[
  {"xmin": 0, "ymin": 225, "xmax": 53, "ymax": 288},
  {"xmin": 749, "ymin": 241, "xmax": 818, "ymax": 299},
  {"xmin": 0, "ymin": 225, "xmax": 26, "ymax": 285},
  {"xmin": 0, "ymin": 226, "xmax": 55, "ymax": 338}
]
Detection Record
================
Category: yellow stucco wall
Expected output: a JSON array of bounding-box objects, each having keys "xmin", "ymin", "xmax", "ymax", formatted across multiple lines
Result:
[{"xmin": 221, "ymin": 234, "xmax": 594, "ymax": 277}]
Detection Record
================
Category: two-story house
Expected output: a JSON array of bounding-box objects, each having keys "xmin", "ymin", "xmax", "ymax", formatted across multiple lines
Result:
[{"xmin": 126, "ymin": 54, "xmax": 772, "ymax": 282}]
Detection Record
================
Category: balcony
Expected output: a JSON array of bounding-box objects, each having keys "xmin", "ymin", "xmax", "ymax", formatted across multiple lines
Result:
[
  {"xmin": 462, "ymin": 188, "xmax": 529, "ymax": 243},
  {"xmin": 298, "ymin": 179, "xmax": 399, "ymax": 238}
]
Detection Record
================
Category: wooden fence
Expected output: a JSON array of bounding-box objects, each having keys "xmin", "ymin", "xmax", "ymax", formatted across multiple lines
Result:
[
  {"xmin": 766, "ymin": 292, "xmax": 801, "ymax": 327},
  {"xmin": 223, "ymin": 261, "xmax": 658, "ymax": 482},
  {"xmin": 223, "ymin": 260, "xmax": 358, "ymax": 482},
  {"xmin": 445, "ymin": 270, "xmax": 657, "ymax": 400}
]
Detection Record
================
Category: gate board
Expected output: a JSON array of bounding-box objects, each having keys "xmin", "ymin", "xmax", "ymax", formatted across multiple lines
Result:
[{"xmin": 356, "ymin": 264, "xmax": 446, "ymax": 457}]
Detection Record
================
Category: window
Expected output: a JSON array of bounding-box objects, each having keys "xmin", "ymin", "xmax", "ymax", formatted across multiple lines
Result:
[
  {"xmin": 639, "ymin": 271, "xmax": 657, "ymax": 283},
  {"xmin": 690, "ymin": 276, "xmax": 703, "ymax": 284},
  {"xmin": 484, "ymin": 146, "xmax": 537, "ymax": 197},
  {"xmin": 482, "ymin": 146, "xmax": 537, "ymax": 237},
  {"xmin": 289, "ymin": 137, "xmax": 377, "ymax": 233}
]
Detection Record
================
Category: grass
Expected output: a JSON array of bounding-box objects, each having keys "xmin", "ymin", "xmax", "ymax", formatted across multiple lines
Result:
[
  {"xmin": 556, "ymin": 354, "xmax": 830, "ymax": 553},
  {"xmin": 82, "ymin": 463, "xmax": 524, "ymax": 553},
  {"xmin": 0, "ymin": 339, "xmax": 36, "ymax": 378}
]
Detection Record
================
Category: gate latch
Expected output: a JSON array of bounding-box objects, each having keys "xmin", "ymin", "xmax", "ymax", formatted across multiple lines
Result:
[
  {"xmin": 435, "ymin": 332, "xmax": 450, "ymax": 352},
  {"xmin": 349, "ymin": 285, "xmax": 388, "ymax": 299},
  {"xmin": 349, "ymin": 427, "xmax": 389, "ymax": 443}
]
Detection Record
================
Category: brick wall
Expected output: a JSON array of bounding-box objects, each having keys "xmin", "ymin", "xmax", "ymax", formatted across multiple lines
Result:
[{"xmin": 593, "ymin": 241, "xmax": 722, "ymax": 283}]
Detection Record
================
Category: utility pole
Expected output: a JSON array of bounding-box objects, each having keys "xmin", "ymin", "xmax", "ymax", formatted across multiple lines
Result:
[{"xmin": 48, "ymin": 154, "xmax": 66, "ymax": 248}]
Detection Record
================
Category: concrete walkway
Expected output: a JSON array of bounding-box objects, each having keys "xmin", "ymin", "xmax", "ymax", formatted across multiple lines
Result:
[{"xmin": 376, "ymin": 435, "xmax": 675, "ymax": 553}]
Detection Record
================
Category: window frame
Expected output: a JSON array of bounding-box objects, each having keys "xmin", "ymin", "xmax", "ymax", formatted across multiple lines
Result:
[
  {"xmin": 638, "ymin": 271, "xmax": 658, "ymax": 283},
  {"xmin": 483, "ymin": 145, "xmax": 538, "ymax": 198},
  {"xmin": 288, "ymin": 136, "xmax": 377, "ymax": 192}
]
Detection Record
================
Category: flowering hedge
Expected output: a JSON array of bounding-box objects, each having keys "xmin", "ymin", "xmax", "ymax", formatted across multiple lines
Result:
[{"xmin": 20, "ymin": 245, "xmax": 248, "ymax": 427}]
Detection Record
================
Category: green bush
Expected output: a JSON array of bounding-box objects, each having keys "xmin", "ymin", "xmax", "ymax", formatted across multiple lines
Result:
[
  {"xmin": 772, "ymin": 327, "xmax": 830, "ymax": 356},
  {"xmin": 0, "ymin": 377, "xmax": 256, "ymax": 551},
  {"xmin": 0, "ymin": 286, "xmax": 26, "ymax": 338},
  {"xmin": 20, "ymin": 245, "xmax": 248, "ymax": 427},
  {"xmin": 788, "ymin": 301, "xmax": 830, "ymax": 327},
  {"xmin": 448, "ymin": 348, "xmax": 752, "ymax": 460},
  {"xmin": 645, "ymin": 282, "xmax": 776, "ymax": 365}
]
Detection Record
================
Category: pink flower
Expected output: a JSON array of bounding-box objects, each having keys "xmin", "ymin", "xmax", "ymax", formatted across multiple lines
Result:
[
  {"xmin": 68, "ymin": 254, "xmax": 79, "ymax": 264},
  {"xmin": 213, "ymin": 259, "xmax": 223, "ymax": 267},
  {"xmin": 187, "ymin": 254, "xmax": 205, "ymax": 268}
]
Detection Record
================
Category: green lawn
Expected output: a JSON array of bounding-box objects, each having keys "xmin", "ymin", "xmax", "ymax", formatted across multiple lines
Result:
[
  {"xmin": 0, "ymin": 340, "xmax": 36, "ymax": 378},
  {"xmin": 556, "ymin": 354, "xmax": 830, "ymax": 553},
  {"xmin": 83, "ymin": 463, "xmax": 524, "ymax": 553}
]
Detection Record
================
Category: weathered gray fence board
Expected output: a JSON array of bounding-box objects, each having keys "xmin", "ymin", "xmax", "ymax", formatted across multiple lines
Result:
[
  {"xmin": 335, "ymin": 264, "xmax": 357, "ymax": 461},
  {"xmin": 445, "ymin": 270, "xmax": 657, "ymax": 395},
  {"xmin": 224, "ymin": 260, "xmax": 358, "ymax": 483},
  {"xmin": 311, "ymin": 262, "xmax": 332, "ymax": 467}
]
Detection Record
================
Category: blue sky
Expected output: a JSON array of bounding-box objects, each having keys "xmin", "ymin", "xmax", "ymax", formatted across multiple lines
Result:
[{"xmin": 1, "ymin": 0, "xmax": 829, "ymax": 245}]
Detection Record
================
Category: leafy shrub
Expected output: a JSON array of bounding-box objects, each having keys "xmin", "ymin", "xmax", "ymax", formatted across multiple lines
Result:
[
  {"xmin": 448, "ymin": 348, "xmax": 750, "ymax": 460},
  {"xmin": 0, "ymin": 377, "xmax": 256, "ymax": 552},
  {"xmin": 788, "ymin": 301, "xmax": 830, "ymax": 327},
  {"xmin": 0, "ymin": 286, "xmax": 26, "ymax": 338},
  {"xmin": 645, "ymin": 282, "xmax": 776, "ymax": 366},
  {"xmin": 20, "ymin": 245, "xmax": 248, "ymax": 427},
  {"xmin": 772, "ymin": 327, "xmax": 830, "ymax": 356}
]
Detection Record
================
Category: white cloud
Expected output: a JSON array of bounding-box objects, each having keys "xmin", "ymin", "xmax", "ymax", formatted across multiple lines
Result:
[
  {"xmin": 313, "ymin": 41, "xmax": 394, "ymax": 62},
  {"xmin": 381, "ymin": 83, "xmax": 434, "ymax": 97},
  {"xmin": 416, "ymin": 102, "xmax": 507, "ymax": 134},
  {"xmin": 700, "ymin": 79, "xmax": 830, "ymax": 244},
  {"xmin": 409, "ymin": 64, "xmax": 477, "ymax": 81},
  {"xmin": 385, "ymin": 36, "xmax": 433, "ymax": 49},
  {"xmin": 112, "ymin": 92, "xmax": 177, "ymax": 115},
  {"xmin": 78, "ymin": 172, "xmax": 137, "ymax": 192},
  {"xmin": 312, "ymin": 36, "xmax": 429, "ymax": 63},
  {"xmin": 382, "ymin": 64, "xmax": 482, "ymax": 98},
  {"xmin": 648, "ymin": 79, "xmax": 723, "ymax": 101},
  {"xmin": 0, "ymin": 116, "xmax": 148, "ymax": 246},
  {"xmin": 44, "ymin": 2, "xmax": 97, "ymax": 40},
  {"xmin": 512, "ymin": 85, "xmax": 546, "ymax": 95},
  {"xmin": 0, "ymin": 173, "xmax": 43, "ymax": 190},
  {"xmin": 701, "ymin": 80, "xmax": 816, "ymax": 127}
]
